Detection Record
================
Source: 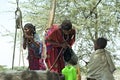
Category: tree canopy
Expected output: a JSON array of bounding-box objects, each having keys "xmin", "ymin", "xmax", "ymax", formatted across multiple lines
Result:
[{"xmin": 15, "ymin": 0, "xmax": 120, "ymax": 68}]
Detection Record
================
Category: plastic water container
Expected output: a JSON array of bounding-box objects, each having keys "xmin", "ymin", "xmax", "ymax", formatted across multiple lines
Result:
[{"xmin": 62, "ymin": 65, "xmax": 77, "ymax": 80}]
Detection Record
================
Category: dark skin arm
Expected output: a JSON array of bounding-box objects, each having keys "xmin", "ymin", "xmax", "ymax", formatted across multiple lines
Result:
[
  {"xmin": 46, "ymin": 38, "xmax": 70, "ymax": 48},
  {"xmin": 23, "ymin": 33, "xmax": 40, "ymax": 49},
  {"xmin": 23, "ymin": 36, "xmax": 27, "ymax": 49}
]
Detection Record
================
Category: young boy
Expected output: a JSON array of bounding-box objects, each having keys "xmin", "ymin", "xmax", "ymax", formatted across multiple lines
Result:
[{"xmin": 87, "ymin": 37, "xmax": 116, "ymax": 80}]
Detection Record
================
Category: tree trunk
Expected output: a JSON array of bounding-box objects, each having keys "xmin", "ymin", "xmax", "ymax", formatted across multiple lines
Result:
[{"xmin": 47, "ymin": 0, "xmax": 56, "ymax": 29}]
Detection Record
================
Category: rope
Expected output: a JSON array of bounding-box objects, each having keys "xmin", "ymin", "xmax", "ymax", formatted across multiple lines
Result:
[
  {"xmin": 15, "ymin": 7, "xmax": 24, "ymax": 31},
  {"xmin": 12, "ymin": 25, "xmax": 17, "ymax": 69},
  {"xmin": 16, "ymin": 0, "xmax": 19, "ymax": 8},
  {"xmin": 49, "ymin": 48, "xmax": 64, "ymax": 71},
  {"xmin": 12, "ymin": 0, "xmax": 24, "ymax": 69}
]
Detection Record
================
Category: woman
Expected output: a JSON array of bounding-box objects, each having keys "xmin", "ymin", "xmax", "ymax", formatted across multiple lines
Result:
[
  {"xmin": 45, "ymin": 20, "xmax": 76, "ymax": 73},
  {"xmin": 23, "ymin": 23, "xmax": 46, "ymax": 70}
]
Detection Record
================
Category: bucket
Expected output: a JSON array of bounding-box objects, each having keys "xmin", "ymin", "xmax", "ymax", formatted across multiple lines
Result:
[{"xmin": 63, "ymin": 47, "xmax": 78, "ymax": 65}]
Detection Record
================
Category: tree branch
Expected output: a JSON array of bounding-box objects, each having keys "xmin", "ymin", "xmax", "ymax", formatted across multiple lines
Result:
[{"xmin": 85, "ymin": 0, "xmax": 102, "ymax": 19}]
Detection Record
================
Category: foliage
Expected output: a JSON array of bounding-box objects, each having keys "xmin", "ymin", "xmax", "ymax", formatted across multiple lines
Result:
[
  {"xmin": 12, "ymin": 66, "xmax": 28, "ymax": 71},
  {"xmin": 0, "ymin": 65, "xmax": 9, "ymax": 71},
  {"xmin": 16, "ymin": 0, "xmax": 120, "ymax": 68},
  {"xmin": 0, "ymin": 66, "xmax": 28, "ymax": 71}
]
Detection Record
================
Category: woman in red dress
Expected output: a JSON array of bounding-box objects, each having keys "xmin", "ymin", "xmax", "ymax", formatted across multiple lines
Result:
[{"xmin": 45, "ymin": 20, "xmax": 76, "ymax": 73}]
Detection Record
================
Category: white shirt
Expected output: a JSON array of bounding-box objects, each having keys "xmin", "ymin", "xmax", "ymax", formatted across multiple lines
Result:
[{"xmin": 87, "ymin": 49, "xmax": 116, "ymax": 80}]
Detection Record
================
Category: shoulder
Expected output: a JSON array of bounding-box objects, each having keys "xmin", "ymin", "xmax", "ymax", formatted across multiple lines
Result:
[
  {"xmin": 90, "ymin": 51, "xmax": 96, "ymax": 58},
  {"xmin": 52, "ymin": 26, "xmax": 61, "ymax": 34},
  {"xmin": 34, "ymin": 33, "xmax": 39, "ymax": 38},
  {"xmin": 71, "ymin": 28, "xmax": 75, "ymax": 32},
  {"xmin": 104, "ymin": 49, "xmax": 112, "ymax": 57},
  {"xmin": 48, "ymin": 24, "xmax": 60, "ymax": 33},
  {"xmin": 34, "ymin": 33, "xmax": 40, "ymax": 41},
  {"xmin": 105, "ymin": 49, "xmax": 111, "ymax": 54},
  {"xmin": 70, "ymin": 29, "xmax": 76, "ymax": 34}
]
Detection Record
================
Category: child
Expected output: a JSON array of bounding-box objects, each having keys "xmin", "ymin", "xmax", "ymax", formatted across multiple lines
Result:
[
  {"xmin": 87, "ymin": 37, "xmax": 116, "ymax": 80},
  {"xmin": 23, "ymin": 23, "xmax": 46, "ymax": 70}
]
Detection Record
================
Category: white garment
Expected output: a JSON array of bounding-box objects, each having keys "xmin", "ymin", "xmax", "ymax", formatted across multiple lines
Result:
[{"xmin": 87, "ymin": 49, "xmax": 116, "ymax": 80}]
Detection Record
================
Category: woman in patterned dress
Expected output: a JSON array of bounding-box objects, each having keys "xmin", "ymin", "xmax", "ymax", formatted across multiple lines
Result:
[{"xmin": 23, "ymin": 23, "xmax": 46, "ymax": 70}]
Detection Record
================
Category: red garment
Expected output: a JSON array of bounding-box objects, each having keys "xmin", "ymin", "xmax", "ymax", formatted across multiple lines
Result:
[
  {"xmin": 28, "ymin": 48, "xmax": 46, "ymax": 70},
  {"xmin": 45, "ymin": 24, "xmax": 75, "ymax": 73}
]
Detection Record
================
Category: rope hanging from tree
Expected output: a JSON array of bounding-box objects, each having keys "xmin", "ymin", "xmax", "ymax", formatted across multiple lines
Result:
[
  {"xmin": 15, "ymin": 0, "xmax": 23, "ymax": 30},
  {"xmin": 12, "ymin": 0, "xmax": 24, "ymax": 69}
]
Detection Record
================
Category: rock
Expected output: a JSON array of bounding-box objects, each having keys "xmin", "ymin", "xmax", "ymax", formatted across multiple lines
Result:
[{"xmin": 0, "ymin": 70, "xmax": 62, "ymax": 80}]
